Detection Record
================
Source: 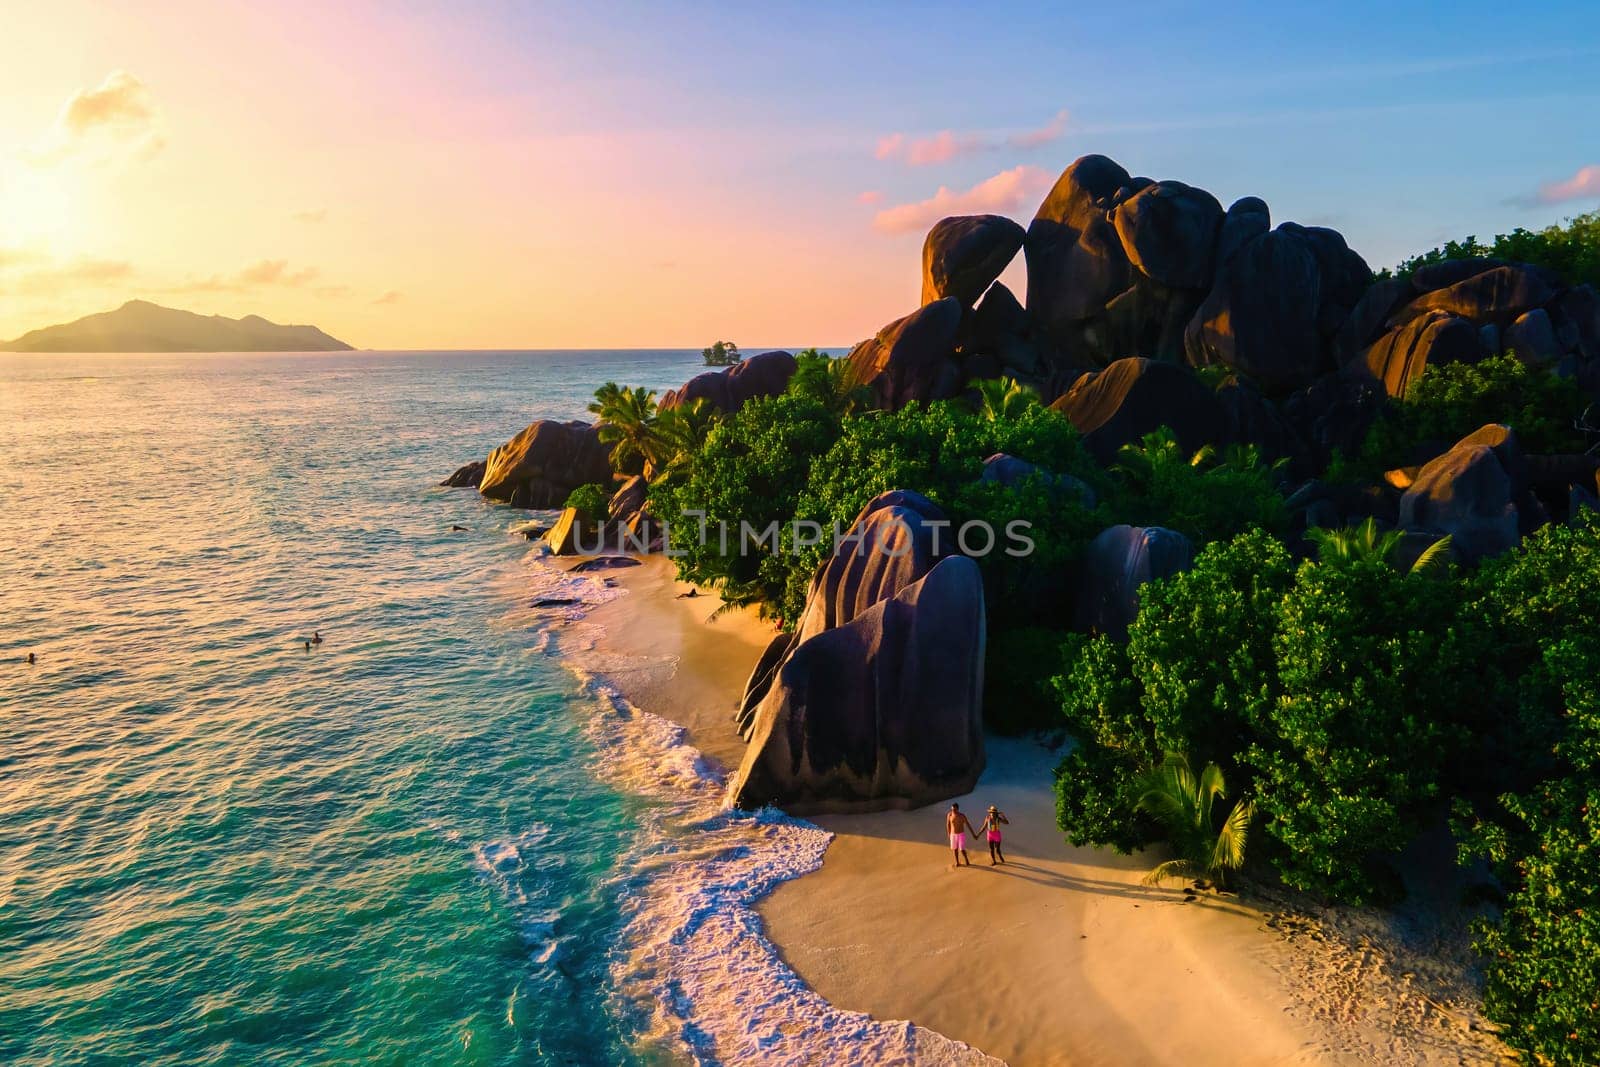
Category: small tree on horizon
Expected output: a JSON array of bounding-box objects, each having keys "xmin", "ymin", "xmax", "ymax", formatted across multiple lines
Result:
[{"xmin": 702, "ymin": 340, "xmax": 742, "ymax": 366}]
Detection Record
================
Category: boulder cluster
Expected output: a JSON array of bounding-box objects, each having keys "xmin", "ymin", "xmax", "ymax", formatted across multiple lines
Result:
[
  {"xmin": 443, "ymin": 152, "xmax": 1600, "ymax": 816},
  {"xmin": 847, "ymin": 153, "xmax": 1600, "ymax": 482}
]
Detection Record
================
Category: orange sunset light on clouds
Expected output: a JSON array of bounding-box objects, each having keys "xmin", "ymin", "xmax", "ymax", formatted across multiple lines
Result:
[{"xmin": 4, "ymin": 2, "xmax": 1597, "ymax": 350}]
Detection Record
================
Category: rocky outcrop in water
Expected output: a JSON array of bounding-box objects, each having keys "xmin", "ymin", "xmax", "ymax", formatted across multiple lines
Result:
[
  {"xmin": 440, "ymin": 460, "xmax": 486, "ymax": 488},
  {"xmin": 660, "ymin": 350, "xmax": 798, "ymax": 414},
  {"xmin": 478, "ymin": 420, "xmax": 614, "ymax": 509},
  {"xmin": 729, "ymin": 492, "xmax": 985, "ymax": 813}
]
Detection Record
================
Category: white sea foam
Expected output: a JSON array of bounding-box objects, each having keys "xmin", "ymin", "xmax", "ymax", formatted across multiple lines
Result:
[{"xmin": 519, "ymin": 554, "xmax": 1002, "ymax": 1065}]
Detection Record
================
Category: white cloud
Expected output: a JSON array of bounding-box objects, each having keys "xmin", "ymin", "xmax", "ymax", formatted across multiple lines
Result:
[
  {"xmin": 872, "ymin": 165, "xmax": 1054, "ymax": 235},
  {"xmin": 31, "ymin": 71, "xmax": 164, "ymax": 165}
]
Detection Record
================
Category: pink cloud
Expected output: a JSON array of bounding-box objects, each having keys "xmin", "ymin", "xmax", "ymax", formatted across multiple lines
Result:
[
  {"xmin": 1008, "ymin": 108, "xmax": 1070, "ymax": 150},
  {"xmin": 1538, "ymin": 164, "xmax": 1600, "ymax": 204},
  {"xmin": 874, "ymin": 108, "xmax": 1070, "ymax": 166},
  {"xmin": 872, "ymin": 165, "xmax": 1053, "ymax": 235},
  {"xmin": 856, "ymin": 190, "xmax": 885, "ymax": 205}
]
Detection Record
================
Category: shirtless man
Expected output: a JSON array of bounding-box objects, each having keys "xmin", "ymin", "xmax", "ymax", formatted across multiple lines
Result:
[{"xmin": 946, "ymin": 802, "xmax": 979, "ymax": 868}]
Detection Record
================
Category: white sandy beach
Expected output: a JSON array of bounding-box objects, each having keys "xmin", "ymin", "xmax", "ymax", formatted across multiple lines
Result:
[{"xmin": 572, "ymin": 554, "xmax": 1508, "ymax": 1067}]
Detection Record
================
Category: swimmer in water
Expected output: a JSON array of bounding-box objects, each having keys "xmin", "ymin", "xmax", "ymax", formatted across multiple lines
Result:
[
  {"xmin": 312, "ymin": 631, "xmax": 323, "ymax": 644},
  {"xmin": 27, "ymin": 652, "xmax": 35, "ymax": 665},
  {"xmin": 304, "ymin": 640, "xmax": 312, "ymax": 652}
]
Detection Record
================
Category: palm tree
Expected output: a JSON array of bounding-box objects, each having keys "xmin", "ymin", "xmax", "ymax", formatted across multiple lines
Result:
[
  {"xmin": 789, "ymin": 349, "xmax": 872, "ymax": 416},
  {"xmin": 1306, "ymin": 517, "xmax": 1453, "ymax": 575},
  {"xmin": 651, "ymin": 398, "xmax": 719, "ymax": 486},
  {"xmin": 973, "ymin": 376, "xmax": 1040, "ymax": 421},
  {"xmin": 1135, "ymin": 752, "xmax": 1254, "ymax": 888},
  {"xmin": 588, "ymin": 382, "xmax": 660, "ymax": 473},
  {"xmin": 1112, "ymin": 427, "xmax": 1195, "ymax": 491},
  {"xmin": 702, "ymin": 340, "xmax": 741, "ymax": 366}
]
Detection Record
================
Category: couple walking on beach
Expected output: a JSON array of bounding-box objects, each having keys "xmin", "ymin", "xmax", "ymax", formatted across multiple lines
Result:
[{"xmin": 946, "ymin": 802, "xmax": 1008, "ymax": 867}]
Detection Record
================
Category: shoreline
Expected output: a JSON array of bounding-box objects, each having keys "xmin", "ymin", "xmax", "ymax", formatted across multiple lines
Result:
[{"xmin": 536, "ymin": 550, "xmax": 1506, "ymax": 1066}]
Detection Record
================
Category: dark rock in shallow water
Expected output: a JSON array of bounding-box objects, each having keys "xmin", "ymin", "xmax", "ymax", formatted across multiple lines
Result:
[
  {"xmin": 568, "ymin": 555, "xmax": 643, "ymax": 573},
  {"xmin": 533, "ymin": 597, "xmax": 583, "ymax": 608},
  {"xmin": 728, "ymin": 554, "xmax": 986, "ymax": 814},
  {"xmin": 659, "ymin": 350, "xmax": 798, "ymax": 415},
  {"xmin": 441, "ymin": 460, "xmax": 486, "ymax": 488},
  {"xmin": 1049, "ymin": 357, "xmax": 1225, "ymax": 464},
  {"xmin": 479, "ymin": 420, "xmax": 612, "ymax": 508},
  {"xmin": 920, "ymin": 215, "xmax": 1025, "ymax": 309},
  {"xmin": 1074, "ymin": 524, "xmax": 1194, "ymax": 640}
]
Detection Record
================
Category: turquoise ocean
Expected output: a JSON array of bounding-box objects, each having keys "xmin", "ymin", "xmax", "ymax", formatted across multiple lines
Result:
[{"xmin": 0, "ymin": 350, "xmax": 987, "ymax": 1067}]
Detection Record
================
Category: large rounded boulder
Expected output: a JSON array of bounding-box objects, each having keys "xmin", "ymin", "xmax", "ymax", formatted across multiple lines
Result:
[
  {"xmin": 659, "ymin": 349, "xmax": 798, "ymax": 414},
  {"xmin": 728, "ymin": 554, "xmax": 986, "ymax": 814},
  {"xmin": 1399, "ymin": 424, "xmax": 1525, "ymax": 563},
  {"xmin": 1073, "ymin": 524, "xmax": 1194, "ymax": 640},
  {"xmin": 846, "ymin": 298, "xmax": 963, "ymax": 410},
  {"xmin": 738, "ymin": 491, "xmax": 952, "ymax": 738},
  {"xmin": 921, "ymin": 215, "xmax": 1025, "ymax": 308},
  {"xmin": 1110, "ymin": 180, "xmax": 1224, "ymax": 289},
  {"xmin": 1185, "ymin": 223, "xmax": 1370, "ymax": 394},
  {"xmin": 1024, "ymin": 155, "xmax": 1135, "ymax": 338},
  {"xmin": 1355, "ymin": 309, "xmax": 1483, "ymax": 398},
  {"xmin": 1049, "ymin": 357, "xmax": 1225, "ymax": 464},
  {"xmin": 479, "ymin": 420, "xmax": 613, "ymax": 508}
]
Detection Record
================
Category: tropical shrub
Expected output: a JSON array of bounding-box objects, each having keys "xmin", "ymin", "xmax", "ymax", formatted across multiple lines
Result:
[
  {"xmin": 1109, "ymin": 428, "xmax": 1289, "ymax": 545},
  {"xmin": 653, "ymin": 392, "xmax": 841, "ymax": 611},
  {"xmin": 787, "ymin": 349, "xmax": 871, "ymax": 417},
  {"xmin": 1052, "ymin": 530, "xmax": 1478, "ymax": 903},
  {"xmin": 1391, "ymin": 210, "xmax": 1600, "ymax": 288},
  {"xmin": 563, "ymin": 482, "xmax": 610, "ymax": 518},
  {"xmin": 1246, "ymin": 555, "xmax": 1475, "ymax": 903},
  {"xmin": 1454, "ymin": 516, "xmax": 1600, "ymax": 1063},
  {"xmin": 781, "ymin": 400, "xmax": 1099, "ymax": 625},
  {"xmin": 588, "ymin": 382, "xmax": 661, "ymax": 473},
  {"xmin": 1053, "ymin": 532, "xmax": 1292, "ymax": 853},
  {"xmin": 1136, "ymin": 752, "xmax": 1254, "ymax": 888},
  {"xmin": 1357, "ymin": 353, "xmax": 1591, "ymax": 465}
]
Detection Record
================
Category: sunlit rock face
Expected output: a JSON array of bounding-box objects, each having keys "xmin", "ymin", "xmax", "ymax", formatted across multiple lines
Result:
[
  {"xmin": 730, "ymin": 492, "xmax": 985, "ymax": 814},
  {"xmin": 477, "ymin": 419, "xmax": 613, "ymax": 508}
]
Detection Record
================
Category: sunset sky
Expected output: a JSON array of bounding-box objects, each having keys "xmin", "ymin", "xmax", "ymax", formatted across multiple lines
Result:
[{"xmin": 3, "ymin": 0, "xmax": 1598, "ymax": 349}]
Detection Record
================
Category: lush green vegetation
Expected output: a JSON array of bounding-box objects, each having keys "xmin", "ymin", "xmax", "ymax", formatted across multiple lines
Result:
[
  {"xmin": 1135, "ymin": 753, "xmax": 1253, "ymax": 888},
  {"xmin": 1110, "ymin": 429, "xmax": 1289, "ymax": 544},
  {"xmin": 1054, "ymin": 528, "xmax": 1480, "ymax": 904},
  {"xmin": 1452, "ymin": 516, "xmax": 1600, "ymax": 1064},
  {"xmin": 562, "ymin": 482, "xmax": 610, "ymax": 517},
  {"xmin": 701, "ymin": 339, "xmax": 741, "ymax": 366},
  {"xmin": 1390, "ymin": 211, "xmax": 1600, "ymax": 289},
  {"xmin": 1344, "ymin": 355, "xmax": 1592, "ymax": 479}
]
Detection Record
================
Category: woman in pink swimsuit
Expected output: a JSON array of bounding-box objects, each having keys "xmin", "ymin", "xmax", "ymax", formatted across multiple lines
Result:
[{"xmin": 979, "ymin": 805, "xmax": 1010, "ymax": 865}]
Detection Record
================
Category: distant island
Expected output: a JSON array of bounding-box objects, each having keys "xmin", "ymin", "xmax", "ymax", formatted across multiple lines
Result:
[{"xmin": 1, "ymin": 300, "xmax": 353, "ymax": 352}]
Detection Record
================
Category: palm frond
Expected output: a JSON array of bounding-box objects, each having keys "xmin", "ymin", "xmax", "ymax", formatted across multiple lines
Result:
[
  {"xmin": 1408, "ymin": 534, "xmax": 1454, "ymax": 575},
  {"xmin": 1143, "ymin": 858, "xmax": 1202, "ymax": 886},
  {"xmin": 1210, "ymin": 798, "xmax": 1254, "ymax": 874}
]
